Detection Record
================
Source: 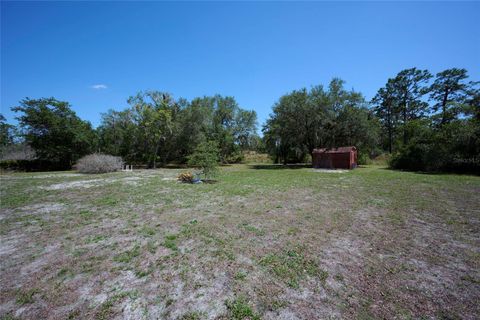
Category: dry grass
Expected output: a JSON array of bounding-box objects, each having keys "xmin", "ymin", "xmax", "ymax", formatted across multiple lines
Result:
[{"xmin": 0, "ymin": 165, "xmax": 479, "ymax": 319}]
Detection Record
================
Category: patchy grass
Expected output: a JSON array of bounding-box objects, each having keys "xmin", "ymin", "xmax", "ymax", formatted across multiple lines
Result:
[
  {"xmin": 15, "ymin": 288, "xmax": 39, "ymax": 305},
  {"xmin": 225, "ymin": 296, "xmax": 261, "ymax": 320},
  {"xmin": 113, "ymin": 244, "xmax": 141, "ymax": 264},
  {"xmin": 162, "ymin": 234, "xmax": 178, "ymax": 251},
  {"xmin": 0, "ymin": 165, "xmax": 479, "ymax": 319},
  {"xmin": 260, "ymin": 247, "xmax": 326, "ymax": 288}
]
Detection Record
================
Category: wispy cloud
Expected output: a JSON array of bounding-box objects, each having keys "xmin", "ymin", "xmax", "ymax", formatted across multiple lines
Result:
[{"xmin": 91, "ymin": 84, "xmax": 108, "ymax": 90}]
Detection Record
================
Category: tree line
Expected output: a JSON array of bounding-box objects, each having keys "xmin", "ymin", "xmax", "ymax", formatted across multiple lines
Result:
[
  {"xmin": 373, "ymin": 68, "xmax": 479, "ymax": 172},
  {"xmin": 0, "ymin": 93, "xmax": 259, "ymax": 170},
  {"xmin": 1, "ymin": 67, "xmax": 478, "ymax": 172},
  {"xmin": 263, "ymin": 68, "xmax": 479, "ymax": 172},
  {"xmin": 262, "ymin": 78, "xmax": 380, "ymax": 164}
]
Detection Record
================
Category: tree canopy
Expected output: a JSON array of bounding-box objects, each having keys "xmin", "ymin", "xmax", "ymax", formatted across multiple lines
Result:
[
  {"xmin": 4, "ymin": 67, "xmax": 479, "ymax": 173},
  {"xmin": 12, "ymin": 98, "xmax": 96, "ymax": 169},
  {"xmin": 263, "ymin": 79, "xmax": 380, "ymax": 164}
]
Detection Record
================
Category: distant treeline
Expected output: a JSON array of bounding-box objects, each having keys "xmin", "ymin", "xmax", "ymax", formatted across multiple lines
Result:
[
  {"xmin": 263, "ymin": 68, "xmax": 479, "ymax": 172},
  {"xmin": 0, "ymin": 93, "xmax": 259, "ymax": 170},
  {"xmin": 1, "ymin": 67, "xmax": 479, "ymax": 172}
]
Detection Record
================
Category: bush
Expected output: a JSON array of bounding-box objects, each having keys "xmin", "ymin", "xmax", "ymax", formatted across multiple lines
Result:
[
  {"xmin": 225, "ymin": 150, "xmax": 244, "ymax": 163},
  {"xmin": 177, "ymin": 171, "xmax": 194, "ymax": 183},
  {"xmin": 0, "ymin": 159, "xmax": 68, "ymax": 172},
  {"xmin": 0, "ymin": 144, "xmax": 36, "ymax": 161},
  {"xmin": 187, "ymin": 141, "xmax": 219, "ymax": 180},
  {"xmin": 371, "ymin": 153, "xmax": 391, "ymax": 166},
  {"xmin": 357, "ymin": 151, "xmax": 371, "ymax": 165},
  {"xmin": 389, "ymin": 120, "xmax": 480, "ymax": 174},
  {"xmin": 76, "ymin": 153, "xmax": 123, "ymax": 174}
]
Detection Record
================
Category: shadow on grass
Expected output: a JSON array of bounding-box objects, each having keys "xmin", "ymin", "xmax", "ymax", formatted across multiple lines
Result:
[
  {"xmin": 248, "ymin": 164, "xmax": 312, "ymax": 170},
  {"xmin": 378, "ymin": 166, "xmax": 479, "ymax": 176},
  {"xmin": 202, "ymin": 179, "xmax": 218, "ymax": 184}
]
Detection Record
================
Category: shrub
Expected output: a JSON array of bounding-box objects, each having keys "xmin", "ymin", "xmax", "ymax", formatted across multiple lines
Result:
[
  {"xmin": 0, "ymin": 144, "xmax": 36, "ymax": 161},
  {"xmin": 76, "ymin": 153, "xmax": 123, "ymax": 174},
  {"xmin": 226, "ymin": 150, "xmax": 244, "ymax": 163},
  {"xmin": 177, "ymin": 171, "xmax": 194, "ymax": 183},
  {"xmin": 371, "ymin": 153, "xmax": 391, "ymax": 166},
  {"xmin": 0, "ymin": 159, "xmax": 68, "ymax": 172},
  {"xmin": 357, "ymin": 151, "xmax": 371, "ymax": 165},
  {"xmin": 187, "ymin": 141, "xmax": 219, "ymax": 180}
]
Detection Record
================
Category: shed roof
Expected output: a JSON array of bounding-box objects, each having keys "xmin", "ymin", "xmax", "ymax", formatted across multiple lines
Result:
[{"xmin": 313, "ymin": 146, "xmax": 356, "ymax": 154}]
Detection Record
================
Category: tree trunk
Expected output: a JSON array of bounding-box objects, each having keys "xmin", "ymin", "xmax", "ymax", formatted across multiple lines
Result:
[
  {"xmin": 441, "ymin": 88, "xmax": 449, "ymax": 125},
  {"xmin": 403, "ymin": 102, "xmax": 407, "ymax": 145},
  {"xmin": 153, "ymin": 143, "xmax": 160, "ymax": 169},
  {"xmin": 387, "ymin": 106, "xmax": 393, "ymax": 153}
]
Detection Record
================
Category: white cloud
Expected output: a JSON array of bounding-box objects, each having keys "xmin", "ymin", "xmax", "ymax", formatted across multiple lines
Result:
[{"xmin": 91, "ymin": 84, "xmax": 108, "ymax": 90}]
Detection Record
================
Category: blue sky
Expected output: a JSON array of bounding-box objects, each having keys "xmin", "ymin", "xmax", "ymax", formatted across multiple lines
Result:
[{"xmin": 1, "ymin": 1, "xmax": 479, "ymax": 129}]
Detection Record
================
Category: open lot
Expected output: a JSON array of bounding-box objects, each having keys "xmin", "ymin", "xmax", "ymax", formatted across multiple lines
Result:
[{"xmin": 0, "ymin": 165, "xmax": 479, "ymax": 319}]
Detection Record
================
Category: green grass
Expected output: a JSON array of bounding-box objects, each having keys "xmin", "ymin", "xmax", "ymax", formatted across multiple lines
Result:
[
  {"xmin": 179, "ymin": 311, "xmax": 204, "ymax": 320},
  {"xmin": 225, "ymin": 296, "xmax": 261, "ymax": 320},
  {"xmin": 260, "ymin": 247, "xmax": 326, "ymax": 288},
  {"xmin": 113, "ymin": 245, "xmax": 141, "ymax": 264},
  {"xmin": 163, "ymin": 234, "xmax": 178, "ymax": 251}
]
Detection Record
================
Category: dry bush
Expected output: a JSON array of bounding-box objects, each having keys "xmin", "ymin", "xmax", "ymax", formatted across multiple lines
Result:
[
  {"xmin": 0, "ymin": 144, "xmax": 36, "ymax": 161},
  {"xmin": 76, "ymin": 153, "xmax": 123, "ymax": 174},
  {"xmin": 177, "ymin": 171, "xmax": 194, "ymax": 183}
]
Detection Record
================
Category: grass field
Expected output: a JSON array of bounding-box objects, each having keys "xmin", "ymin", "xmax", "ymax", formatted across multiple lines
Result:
[{"xmin": 0, "ymin": 165, "xmax": 479, "ymax": 320}]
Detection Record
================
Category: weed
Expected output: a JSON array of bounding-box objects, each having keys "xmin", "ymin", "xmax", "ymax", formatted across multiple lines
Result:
[
  {"xmin": 0, "ymin": 314, "xmax": 20, "ymax": 320},
  {"xmin": 16, "ymin": 288, "xmax": 39, "ymax": 305},
  {"xmin": 287, "ymin": 227, "xmax": 299, "ymax": 235},
  {"xmin": 135, "ymin": 268, "xmax": 151, "ymax": 278},
  {"xmin": 79, "ymin": 210, "xmax": 94, "ymax": 219},
  {"xmin": 139, "ymin": 225, "xmax": 156, "ymax": 237},
  {"xmin": 268, "ymin": 300, "xmax": 288, "ymax": 311},
  {"xmin": 113, "ymin": 244, "xmax": 141, "ymax": 263},
  {"xmin": 234, "ymin": 271, "xmax": 247, "ymax": 281},
  {"xmin": 147, "ymin": 240, "xmax": 157, "ymax": 254},
  {"xmin": 66, "ymin": 309, "xmax": 80, "ymax": 319},
  {"xmin": 163, "ymin": 234, "xmax": 178, "ymax": 251},
  {"xmin": 334, "ymin": 273, "xmax": 344, "ymax": 282},
  {"xmin": 239, "ymin": 222, "xmax": 265, "ymax": 236},
  {"xmin": 260, "ymin": 248, "xmax": 323, "ymax": 288},
  {"xmin": 85, "ymin": 234, "xmax": 107, "ymax": 244},
  {"xmin": 95, "ymin": 299, "xmax": 114, "ymax": 320},
  {"xmin": 95, "ymin": 291, "xmax": 135, "ymax": 320},
  {"xmin": 57, "ymin": 267, "xmax": 73, "ymax": 279},
  {"xmin": 165, "ymin": 298, "xmax": 175, "ymax": 307},
  {"xmin": 180, "ymin": 311, "xmax": 204, "ymax": 320},
  {"xmin": 225, "ymin": 296, "xmax": 261, "ymax": 320},
  {"xmin": 460, "ymin": 275, "xmax": 479, "ymax": 284}
]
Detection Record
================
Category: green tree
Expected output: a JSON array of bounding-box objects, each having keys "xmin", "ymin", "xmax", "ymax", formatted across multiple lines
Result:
[
  {"xmin": 234, "ymin": 109, "xmax": 258, "ymax": 150},
  {"xmin": 390, "ymin": 68, "xmax": 432, "ymax": 144},
  {"xmin": 187, "ymin": 141, "xmax": 220, "ymax": 180},
  {"xmin": 263, "ymin": 78, "xmax": 375, "ymax": 164},
  {"xmin": 0, "ymin": 114, "xmax": 15, "ymax": 147},
  {"xmin": 176, "ymin": 97, "xmax": 214, "ymax": 162},
  {"xmin": 429, "ymin": 68, "xmax": 476, "ymax": 125},
  {"xmin": 97, "ymin": 109, "xmax": 137, "ymax": 162},
  {"xmin": 12, "ymin": 98, "xmax": 95, "ymax": 168},
  {"xmin": 127, "ymin": 91, "xmax": 176, "ymax": 168},
  {"xmin": 371, "ymin": 79, "xmax": 398, "ymax": 153},
  {"xmin": 335, "ymin": 105, "xmax": 381, "ymax": 162}
]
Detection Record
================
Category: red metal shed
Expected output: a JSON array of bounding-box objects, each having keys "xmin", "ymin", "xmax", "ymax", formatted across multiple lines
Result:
[{"xmin": 312, "ymin": 146, "xmax": 358, "ymax": 169}]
